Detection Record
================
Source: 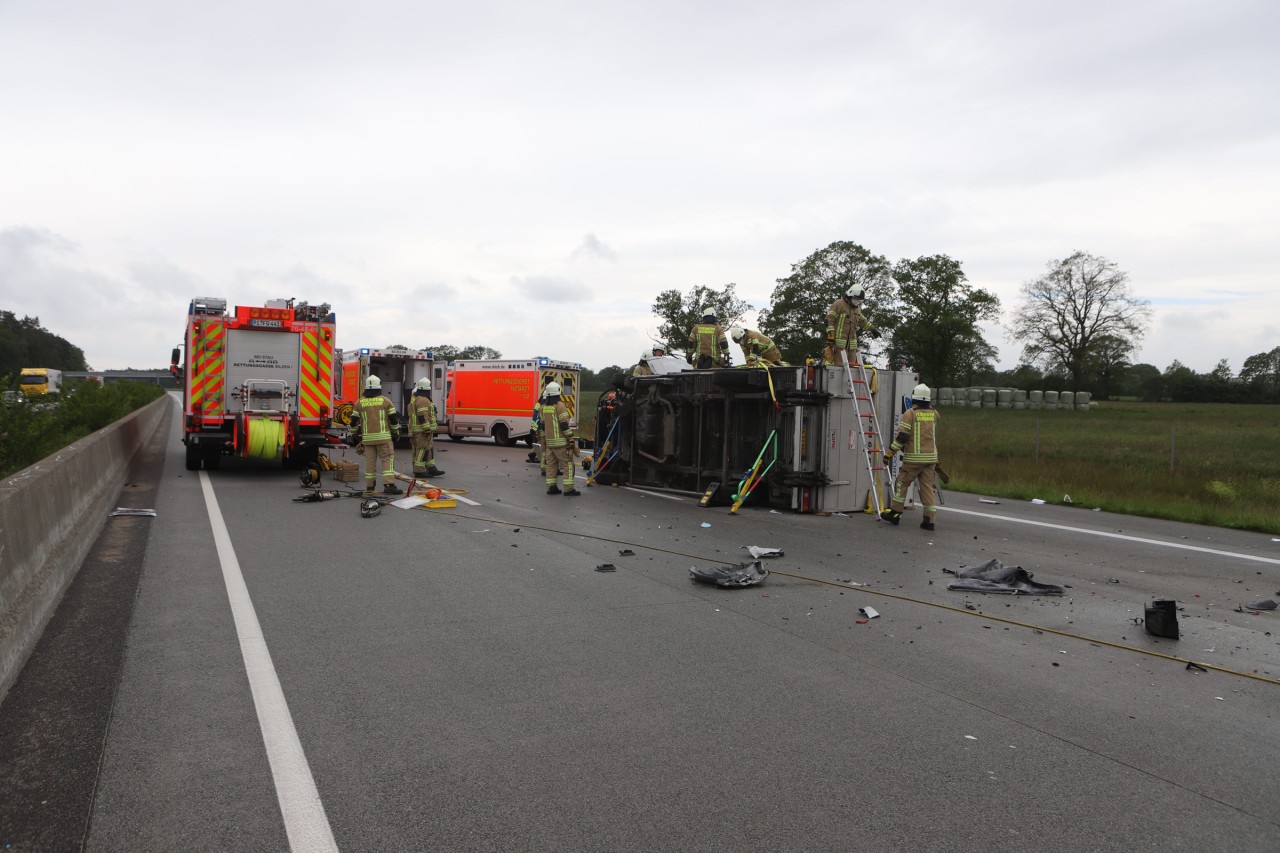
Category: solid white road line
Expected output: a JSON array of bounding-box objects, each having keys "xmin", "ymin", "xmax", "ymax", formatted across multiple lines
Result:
[
  {"xmin": 941, "ymin": 505, "xmax": 1280, "ymax": 566},
  {"xmin": 623, "ymin": 486, "xmax": 686, "ymax": 501},
  {"xmin": 200, "ymin": 472, "xmax": 339, "ymax": 853}
]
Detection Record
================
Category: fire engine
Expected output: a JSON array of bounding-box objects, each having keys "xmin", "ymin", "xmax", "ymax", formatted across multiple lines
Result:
[
  {"xmin": 171, "ymin": 297, "xmax": 338, "ymax": 471},
  {"xmin": 441, "ymin": 358, "xmax": 581, "ymax": 446},
  {"xmin": 335, "ymin": 346, "xmax": 435, "ymax": 444}
]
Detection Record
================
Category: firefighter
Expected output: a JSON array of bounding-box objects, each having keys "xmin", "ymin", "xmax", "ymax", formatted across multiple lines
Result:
[
  {"xmin": 540, "ymin": 381, "xmax": 580, "ymax": 496},
  {"xmin": 729, "ymin": 326, "xmax": 785, "ymax": 367},
  {"xmin": 880, "ymin": 383, "xmax": 940, "ymax": 531},
  {"xmin": 632, "ymin": 349, "xmax": 655, "ymax": 377},
  {"xmin": 530, "ymin": 393, "xmax": 547, "ymax": 476},
  {"xmin": 350, "ymin": 375, "xmax": 402, "ymax": 495},
  {"xmin": 687, "ymin": 310, "xmax": 729, "ymax": 369},
  {"xmin": 823, "ymin": 284, "xmax": 881, "ymax": 367},
  {"xmin": 408, "ymin": 377, "xmax": 444, "ymax": 478}
]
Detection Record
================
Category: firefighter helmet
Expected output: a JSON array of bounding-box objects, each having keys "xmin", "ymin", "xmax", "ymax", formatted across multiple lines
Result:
[
  {"xmin": 845, "ymin": 284, "xmax": 866, "ymax": 302},
  {"xmin": 912, "ymin": 383, "xmax": 932, "ymax": 402},
  {"xmin": 360, "ymin": 499, "xmax": 382, "ymax": 518},
  {"xmin": 651, "ymin": 345, "xmax": 666, "ymax": 357},
  {"xmin": 701, "ymin": 309, "xmax": 716, "ymax": 322},
  {"xmin": 729, "ymin": 326, "xmax": 745, "ymax": 343},
  {"xmin": 414, "ymin": 377, "xmax": 432, "ymax": 392},
  {"xmin": 365, "ymin": 375, "xmax": 382, "ymax": 390},
  {"xmin": 544, "ymin": 381, "xmax": 562, "ymax": 397}
]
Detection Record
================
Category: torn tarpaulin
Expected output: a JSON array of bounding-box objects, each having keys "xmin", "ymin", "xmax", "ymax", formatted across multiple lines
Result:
[
  {"xmin": 690, "ymin": 560, "xmax": 768, "ymax": 588},
  {"xmin": 944, "ymin": 559, "xmax": 1064, "ymax": 595}
]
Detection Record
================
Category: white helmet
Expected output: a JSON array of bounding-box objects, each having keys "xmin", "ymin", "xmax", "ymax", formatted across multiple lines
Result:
[
  {"xmin": 365, "ymin": 375, "xmax": 382, "ymax": 390},
  {"xmin": 414, "ymin": 377, "xmax": 432, "ymax": 392},
  {"xmin": 845, "ymin": 283, "xmax": 866, "ymax": 302},
  {"xmin": 912, "ymin": 383, "xmax": 932, "ymax": 402},
  {"xmin": 729, "ymin": 326, "xmax": 745, "ymax": 343},
  {"xmin": 544, "ymin": 381, "xmax": 562, "ymax": 397},
  {"xmin": 651, "ymin": 345, "xmax": 666, "ymax": 357}
]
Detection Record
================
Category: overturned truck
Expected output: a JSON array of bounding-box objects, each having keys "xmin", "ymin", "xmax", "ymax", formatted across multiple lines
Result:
[{"xmin": 594, "ymin": 359, "xmax": 919, "ymax": 514}]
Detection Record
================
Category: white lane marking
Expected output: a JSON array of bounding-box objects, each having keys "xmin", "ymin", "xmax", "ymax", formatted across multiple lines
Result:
[
  {"xmin": 940, "ymin": 505, "xmax": 1280, "ymax": 566},
  {"xmin": 451, "ymin": 493, "xmax": 481, "ymax": 506},
  {"xmin": 623, "ymin": 487, "xmax": 686, "ymax": 501},
  {"xmin": 200, "ymin": 472, "xmax": 339, "ymax": 852}
]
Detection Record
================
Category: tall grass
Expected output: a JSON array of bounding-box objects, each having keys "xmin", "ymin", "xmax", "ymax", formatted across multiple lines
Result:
[{"xmin": 939, "ymin": 402, "xmax": 1280, "ymax": 533}]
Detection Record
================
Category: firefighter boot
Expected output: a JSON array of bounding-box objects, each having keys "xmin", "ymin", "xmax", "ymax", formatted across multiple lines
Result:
[
  {"xmin": 412, "ymin": 469, "xmax": 428, "ymax": 478},
  {"xmin": 426, "ymin": 465, "xmax": 445, "ymax": 477},
  {"xmin": 920, "ymin": 518, "xmax": 936, "ymax": 531},
  {"xmin": 383, "ymin": 483, "xmax": 403, "ymax": 495},
  {"xmin": 880, "ymin": 509, "xmax": 901, "ymax": 525},
  {"xmin": 564, "ymin": 488, "xmax": 582, "ymax": 497},
  {"xmin": 547, "ymin": 485, "xmax": 561, "ymax": 495}
]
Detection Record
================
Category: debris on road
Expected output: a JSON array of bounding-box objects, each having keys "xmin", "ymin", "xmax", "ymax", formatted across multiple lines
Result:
[
  {"xmin": 109, "ymin": 507, "xmax": 157, "ymax": 517},
  {"xmin": 618, "ymin": 549, "xmax": 635, "ymax": 556},
  {"xmin": 1144, "ymin": 599, "xmax": 1180, "ymax": 639},
  {"xmin": 944, "ymin": 559, "xmax": 1065, "ymax": 595},
  {"xmin": 1237, "ymin": 599, "xmax": 1278, "ymax": 613},
  {"xmin": 595, "ymin": 564, "xmax": 617, "ymax": 572},
  {"xmin": 689, "ymin": 560, "xmax": 768, "ymax": 588},
  {"xmin": 743, "ymin": 545, "xmax": 784, "ymax": 559},
  {"xmin": 860, "ymin": 606, "xmax": 880, "ymax": 619}
]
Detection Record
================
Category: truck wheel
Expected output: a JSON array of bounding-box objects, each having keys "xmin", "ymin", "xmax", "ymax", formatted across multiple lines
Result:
[
  {"xmin": 185, "ymin": 444, "xmax": 202, "ymax": 471},
  {"xmin": 448, "ymin": 434, "xmax": 465, "ymax": 442},
  {"xmin": 492, "ymin": 424, "xmax": 515, "ymax": 446}
]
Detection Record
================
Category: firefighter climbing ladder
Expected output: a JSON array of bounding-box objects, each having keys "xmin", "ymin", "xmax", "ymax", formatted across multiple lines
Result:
[{"xmin": 839, "ymin": 350, "xmax": 888, "ymax": 513}]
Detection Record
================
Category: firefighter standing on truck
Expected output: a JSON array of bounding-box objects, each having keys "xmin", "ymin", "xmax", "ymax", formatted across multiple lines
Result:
[
  {"xmin": 350, "ymin": 375, "xmax": 402, "ymax": 495},
  {"xmin": 729, "ymin": 326, "xmax": 785, "ymax": 367},
  {"xmin": 880, "ymin": 383, "xmax": 940, "ymax": 531},
  {"xmin": 409, "ymin": 378, "xmax": 444, "ymax": 478},
  {"xmin": 688, "ymin": 310, "xmax": 729, "ymax": 369},
  {"xmin": 823, "ymin": 284, "xmax": 880, "ymax": 366},
  {"xmin": 540, "ymin": 382, "xmax": 580, "ymax": 497}
]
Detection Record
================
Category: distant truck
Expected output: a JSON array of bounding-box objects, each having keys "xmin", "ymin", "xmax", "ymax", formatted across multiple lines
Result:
[
  {"xmin": 441, "ymin": 358, "xmax": 581, "ymax": 446},
  {"xmin": 19, "ymin": 368, "xmax": 63, "ymax": 397},
  {"xmin": 334, "ymin": 346, "xmax": 435, "ymax": 444}
]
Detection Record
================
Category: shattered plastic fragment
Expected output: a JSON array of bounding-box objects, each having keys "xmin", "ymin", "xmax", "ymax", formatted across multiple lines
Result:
[
  {"xmin": 1031, "ymin": 498, "xmax": 1046, "ymax": 505},
  {"xmin": 618, "ymin": 549, "xmax": 635, "ymax": 556},
  {"xmin": 110, "ymin": 507, "xmax": 157, "ymax": 517},
  {"xmin": 1243, "ymin": 599, "xmax": 1278, "ymax": 611},
  {"xmin": 595, "ymin": 564, "xmax": 617, "ymax": 572},
  {"xmin": 860, "ymin": 606, "xmax": 880, "ymax": 619},
  {"xmin": 744, "ymin": 546, "xmax": 784, "ymax": 559},
  {"xmin": 978, "ymin": 499, "xmax": 999, "ymax": 504},
  {"xmin": 944, "ymin": 559, "xmax": 1065, "ymax": 595},
  {"xmin": 700, "ymin": 522, "xmax": 711, "ymax": 528}
]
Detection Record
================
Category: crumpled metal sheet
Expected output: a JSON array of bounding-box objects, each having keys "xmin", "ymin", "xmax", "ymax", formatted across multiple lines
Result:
[
  {"xmin": 690, "ymin": 560, "xmax": 769, "ymax": 588},
  {"xmin": 944, "ymin": 558, "xmax": 1064, "ymax": 595}
]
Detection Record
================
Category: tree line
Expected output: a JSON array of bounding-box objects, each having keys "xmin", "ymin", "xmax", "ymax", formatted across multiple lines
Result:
[
  {"xmin": 0, "ymin": 311, "xmax": 89, "ymax": 379},
  {"xmin": 634, "ymin": 242, "xmax": 1276, "ymax": 403}
]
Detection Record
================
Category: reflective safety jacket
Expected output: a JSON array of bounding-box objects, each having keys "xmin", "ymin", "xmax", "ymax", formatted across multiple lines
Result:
[
  {"xmin": 632, "ymin": 361, "xmax": 654, "ymax": 377},
  {"xmin": 890, "ymin": 406, "xmax": 939, "ymax": 464},
  {"xmin": 688, "ymin": 322, "xmax": 729, "ymax": 359},
  {"xmin": 353, "ymin": 395, "xmax": 399, "ymax": 444},
  {"xmin": 409, "ymin": 395, "xmax": 437, "ymax": 434},
  {"xmin": 739, "ymin": 329, "xmax": 783, "ymax": 366},
  {"xmin": 826, "ymin": 298, "xmax": 873, "ymax": 350},
  {"xmin": 540, "ymin": 400, "xmax": 572, "ymax": 447}
]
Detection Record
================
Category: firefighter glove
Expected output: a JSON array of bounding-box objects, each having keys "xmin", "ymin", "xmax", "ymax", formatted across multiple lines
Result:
[
  {"xmin": 868, "ymin": 327, "xmax": 882, "ymax": 339},
  {"xmin": 883, "ymin": 453, "xmax": 894, "ymax": 466},
  {"xmin": 826, "ymin": 332, "xmax": 835, "ymax": 343}
]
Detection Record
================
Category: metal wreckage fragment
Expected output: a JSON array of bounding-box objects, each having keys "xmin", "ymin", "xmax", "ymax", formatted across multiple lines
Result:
[{"xmin": 689, "ymin": 560, "xmax": 769, "ymax": 588}]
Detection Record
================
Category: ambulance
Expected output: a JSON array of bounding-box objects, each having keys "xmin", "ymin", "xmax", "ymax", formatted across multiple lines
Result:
[
  {"xmin": 440, "ymin": 358, "xmax": 580, "ymax": 446},
  {"xmin": 335, "ymin": 346, "xmax": 434, "ymax": 444}
]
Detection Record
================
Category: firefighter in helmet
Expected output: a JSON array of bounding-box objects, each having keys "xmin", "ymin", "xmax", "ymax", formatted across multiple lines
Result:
[
  {"xmin": 409, "ymin": 377, "xmax": 444, "ymax": 478},
  {"xmin": 823, "ymin": 283, "xmax": 881, "ymax": 367},
  {"xmin": 350, "ymin": 375, "xmax": 402, "ymax": 495},
  {"xmin": 729, "ymin": 326, "xmax": 785, "ymax": 367},
  {"xmin": 540, "ymin": 381, "xmax": 580, "ymax": 496},
  {"xmin": 881, "ymin": 383, "xmax": 941, "ymax": 531},
  {"xmin": 688, "ymin": 310, "xmax": 729, "ymax": 369}
]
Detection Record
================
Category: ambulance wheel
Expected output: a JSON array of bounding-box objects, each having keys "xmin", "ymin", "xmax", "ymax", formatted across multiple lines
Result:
[{"xmin": 492, "ymin": 424, "xmax": 515, "ymax": 447}]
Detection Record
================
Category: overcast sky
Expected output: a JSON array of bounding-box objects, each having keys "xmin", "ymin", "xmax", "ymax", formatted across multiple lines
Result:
[{"xmin": 2, "ymin": 0, "xmax": 1276, "ymax": 379}]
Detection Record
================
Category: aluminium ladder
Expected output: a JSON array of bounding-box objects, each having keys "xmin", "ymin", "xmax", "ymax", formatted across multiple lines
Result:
[{"xmin": 838, "ymin": 349, "xmax": 889, "ymax": 513}]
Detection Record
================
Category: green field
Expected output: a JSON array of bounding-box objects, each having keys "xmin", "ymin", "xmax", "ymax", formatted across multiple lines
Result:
[{"xmin": 937, "ymin": 402, "xmax": 1280, "ymax": 533}]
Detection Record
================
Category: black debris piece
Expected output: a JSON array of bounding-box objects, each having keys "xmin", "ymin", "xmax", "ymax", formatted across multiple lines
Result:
[
  {"xmin": 689, "ymin": 560, "xmax": 768, "ymax": 588},
  {"xmin": 1144, "ymin": 599, "xmax": 1180, "ymax": 639},
  {"xmin": 943, "ymin": 559, "xmax": 1065, "ymax": 595},
  {"xmin": 595, "ymin": 564, "xmax": 617, "ymax": 572},
  {"xmin": 1186, "ymin": 662, "xmax": 1208, "ymax": 673},
  {"xmin": 1242, "ymin": 599, "xmax": 1278, "ymax": 611},
  {"xmin": 618, "ymin": 549, "xmax": 635, "ymax": 556}
]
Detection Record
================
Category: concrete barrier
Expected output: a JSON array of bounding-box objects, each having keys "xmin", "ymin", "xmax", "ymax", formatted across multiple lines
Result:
[{"xmin": 0, "ymin": 396, "xmax": 168, "ymax": 700}]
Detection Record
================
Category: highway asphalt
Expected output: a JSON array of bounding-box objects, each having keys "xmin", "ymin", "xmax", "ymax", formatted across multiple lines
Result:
[{"xmin": 3, "ymin": 406, "xmax": 1278, "ymax": 851}]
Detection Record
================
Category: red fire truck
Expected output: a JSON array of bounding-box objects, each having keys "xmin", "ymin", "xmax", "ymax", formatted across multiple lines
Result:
[{"xmin": 171, "ymin": 297, "xmax": 338, "ymax": 470}]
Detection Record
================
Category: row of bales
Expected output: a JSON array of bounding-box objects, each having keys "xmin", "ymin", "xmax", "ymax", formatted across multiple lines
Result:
[{"xmin": 936, "ymin": 388, "xmax": 1094, "ymax": 411}]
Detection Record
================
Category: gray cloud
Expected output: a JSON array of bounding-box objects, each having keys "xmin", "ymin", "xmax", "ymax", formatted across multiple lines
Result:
[
  {"xmin": 571, "ymin": 233, "xmax": 617, "ymax": 262},
  {"xmin": 512, "ymin": 275, "xmax": 591, "ymax": 304}
]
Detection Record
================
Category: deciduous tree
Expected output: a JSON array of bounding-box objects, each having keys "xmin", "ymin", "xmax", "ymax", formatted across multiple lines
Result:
[
  {"xmin": 757, "ymin": 241, "xmax": 892, "ymax": 365},
  {"xmin": 1008, "ymin": 252, "xmax": 1151, "ymax": 392},
  {"xmin": 883, "ymin": 255, "xmax": 999, "ymax": 386}
]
